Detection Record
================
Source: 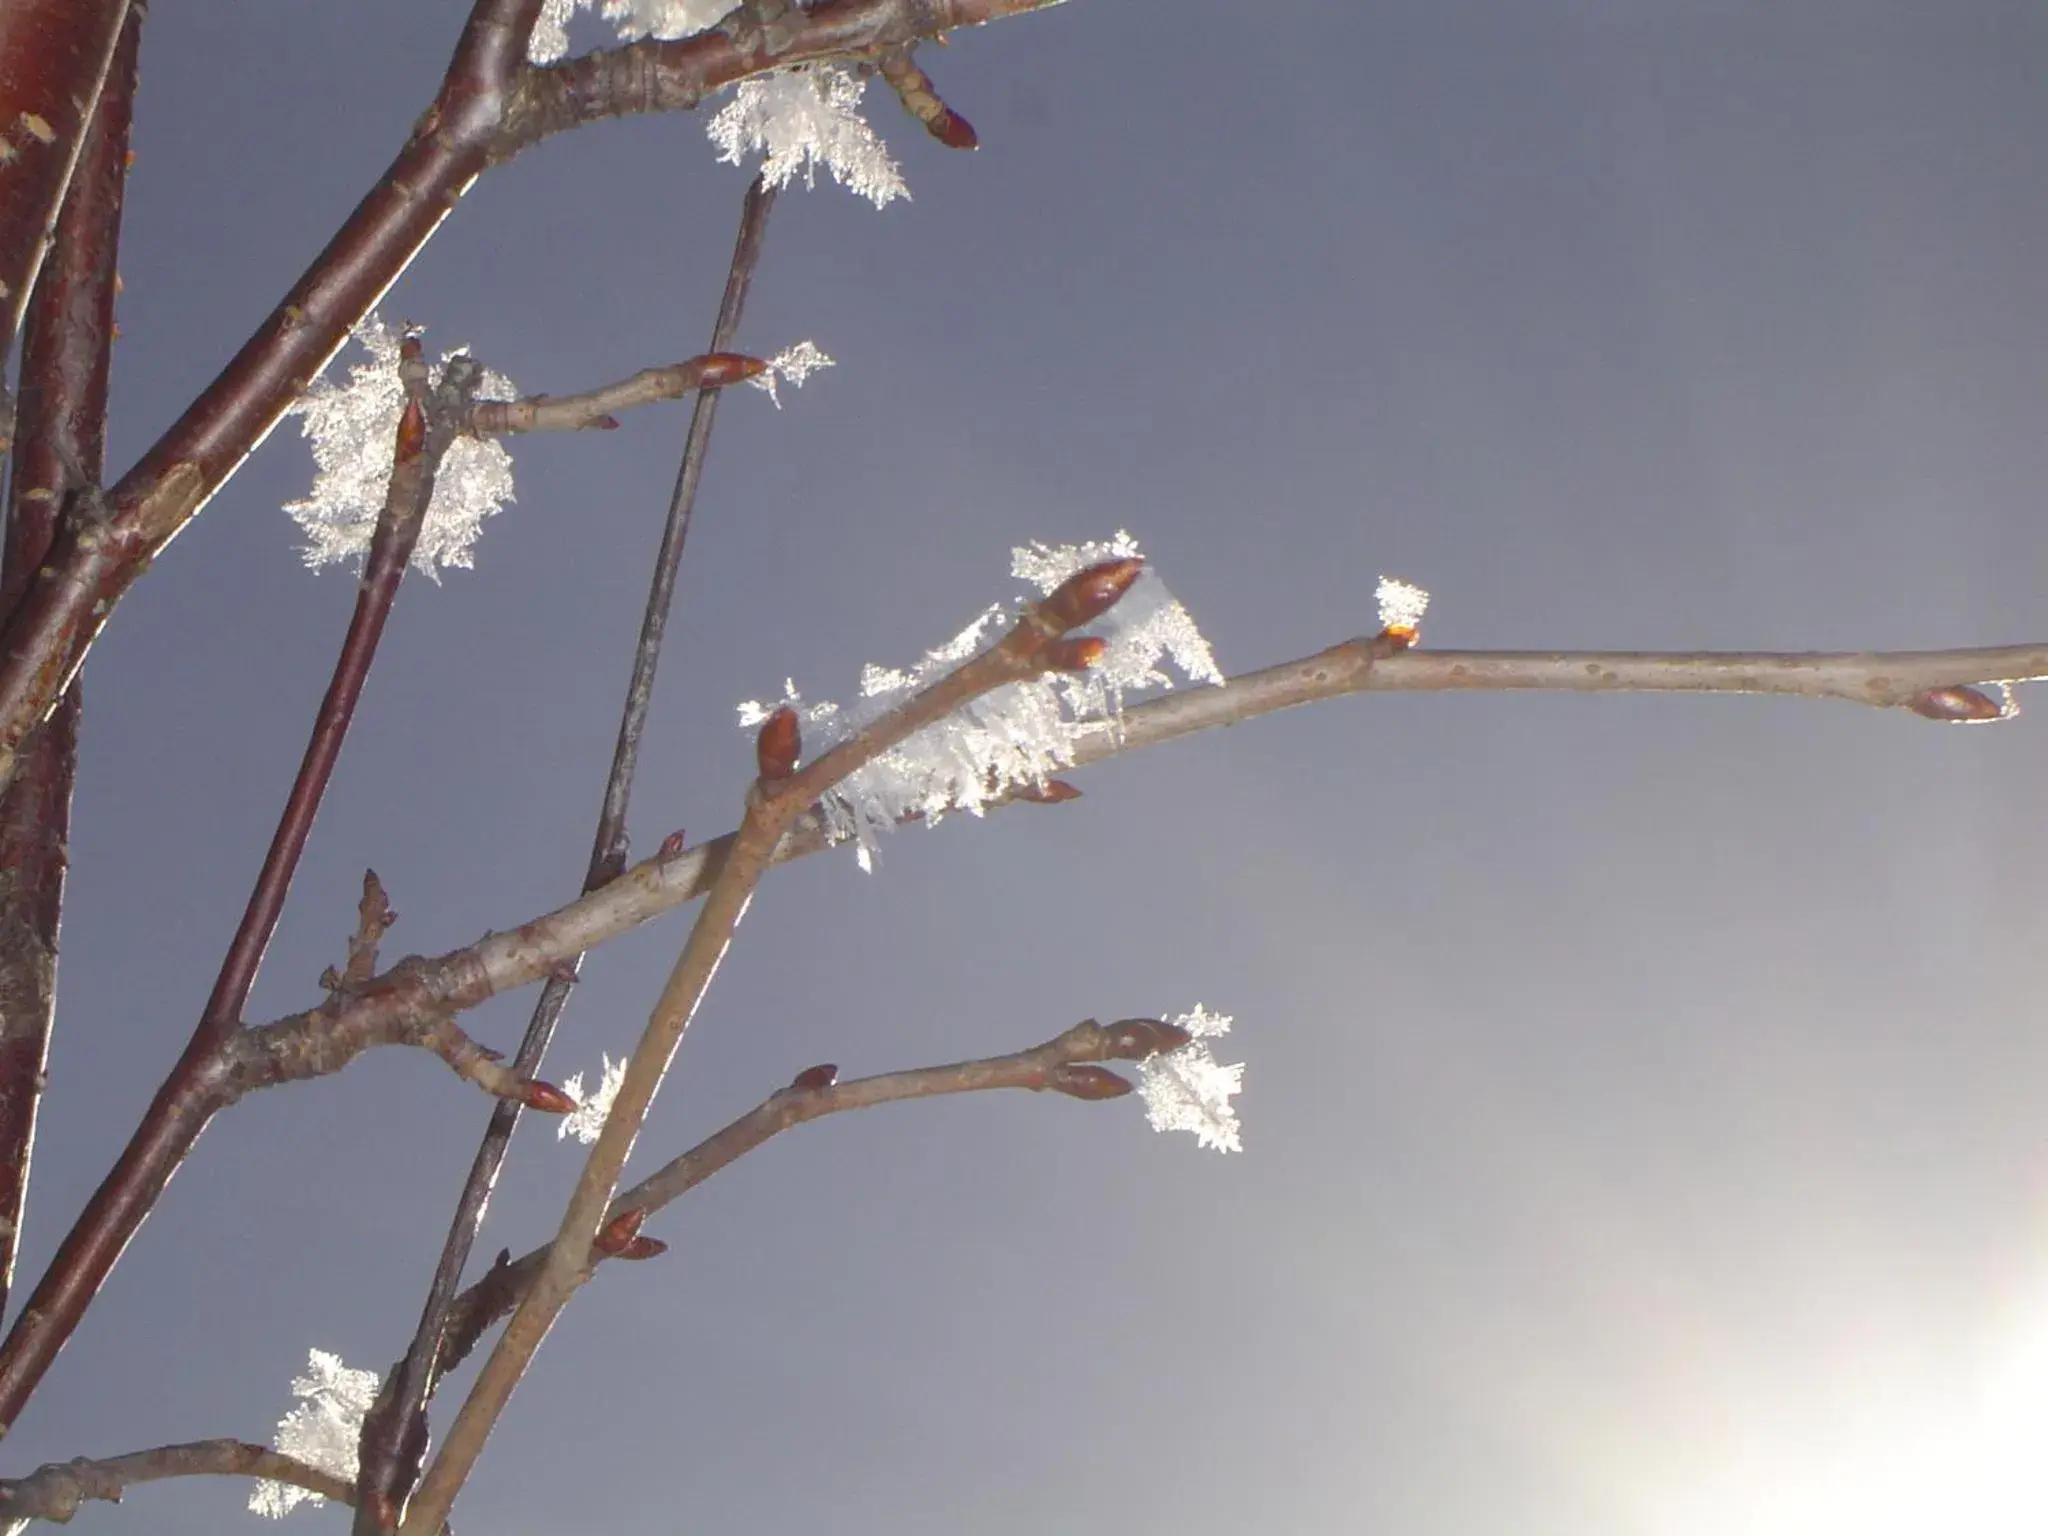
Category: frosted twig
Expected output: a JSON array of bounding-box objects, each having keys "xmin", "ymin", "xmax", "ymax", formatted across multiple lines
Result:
[
  {"xmin": 432, "ymin": 1017, "xmax": 1196, "ymax": 1377},
  {"xmin": 400, "ymin": 558, "xmax": 1150, "ymax": 1535}
]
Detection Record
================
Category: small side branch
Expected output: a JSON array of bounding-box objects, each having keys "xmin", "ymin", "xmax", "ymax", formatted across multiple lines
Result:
[
  {"xmin": 465, "ymin": 352, "xmax": 764, "ymax": 436},
  {"xmin": 0, "ymin": 1440, "xmax": 351, "ymax": 1526}
]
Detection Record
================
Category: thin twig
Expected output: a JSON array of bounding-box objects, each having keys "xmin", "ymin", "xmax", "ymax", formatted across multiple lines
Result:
[
  {"xmin": 465, "ymin": 351, "xmax": 764, "ymax": 436},
  {"xmin": 433, "ymin": 1017, "xmax": 1188, "ymax": 1376},
  {"xmin": 356, "ymin": 177, "xmax": 777, "ymax": 1536},
  {"xmin": 0, "ymin": 1440, "xmax": 352, "ymax": 1526},
  {"xmin": 399, "ymin": 559, "xmax": 1145, "ymax": 1533},
  {"xmin": 0, "ymin": 1, "xmax": 139, "ymax": 1320},
  {"xmin": 0, "ymin": 343, "xmax": 483, "ymax": 1435}
]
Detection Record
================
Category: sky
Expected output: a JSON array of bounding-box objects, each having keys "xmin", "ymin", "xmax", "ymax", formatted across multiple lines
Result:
[{"xmin": 7, "ymin": 3, "xmax": 2048, "ymax": 1533}]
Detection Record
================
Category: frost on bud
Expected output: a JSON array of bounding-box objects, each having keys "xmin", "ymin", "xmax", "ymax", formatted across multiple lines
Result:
[
  {"xmin": 790, "ymin": 1063, "xmax": 839, "ymax": 1091},
  {"xmin": 1907, "ymin": 684, "xmax": 2010, "ymax": 723},
  {"xmin": 691, "ymin": 351, "xmax": 770, "ymax": 388},
  {"xmin": 1043, "ymin": 635, "xmax": 1108, "ymax": 673},
  {"xmin": 1040, "ymin": 557, "xmax": 1145, "ymax": 633},
  {"xmin": 1101, "ymin": 1017, "xmax": 1194, "ymax": 1061},
  {"xmin": 594, "ymin": 1207, "xmax": 648, "ymax": 1256},
  {"xmin": 1046, "ymin": 1063, "xmax": 1134, "ymax": 1101},
  {"xmin": 756, "ymin": 705, "xmax": 801, "ymax": 780},
  {"xmin": 1375, "ymin": 575, "xmax": 1430, "ymax": 645},
  {"xmin": 519, "ymin": 1079, "xmax": 578, "ymax": 1114},
  {"xmin": 1135, "ymin": 1004, "xmax": 1243, "ymax": 1153}
]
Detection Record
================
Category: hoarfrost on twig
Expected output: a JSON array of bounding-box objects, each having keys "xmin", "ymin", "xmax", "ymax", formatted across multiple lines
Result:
[
  {"xmin": 1135, "ymin": 1004, "xmax": 1244, "ymax": 1153},
  {"xmin": 707, "ymin": 64, "xmax": 908, "ymax": 208},
  {"xmin": 283, "ymin": 315, "xmax": 517, "ymax": 580},
  {"xmin": 558, "ymin": 1054, "xmax": 627, "ymax": 1144},
  {"xmin": 737, "ymin": 531, "xmax": 1221, "ymax": 871},
  {"xmin": 749, "ymin": 341, "xmax": 836, "ymax": 408},
  {"xmin": 248, "ymin": 1349, "xmax": 380, "ymax": 1517},
  {"xmin": 527, "ymin": 0, "xmax": 730, "ymax": 62}
]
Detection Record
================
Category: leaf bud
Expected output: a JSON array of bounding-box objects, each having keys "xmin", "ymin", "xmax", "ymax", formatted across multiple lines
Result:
[
  {"xmin": 1101, "ymin": 1017, "xmax": 1192, "ymax": 1060},
  {"xmin": 519, "ymin": 1079, "xmax": 578, "ymax": 1114},
  {"xmin": 1046, "ymin": 1063, "xmax": 1134, "ymax": 1101},
  {"xmin": 789, "ymin": 1063, "xmax": 839, "ymax": 1092},
  {"xmin": 594, "ymin": 1207, "xmax": 647, "ymax": 1256},
  {"xmin": 756, "ymin": 705, "xmax": 801, "ymax": 781},
  {"xmin": 1906, "ymin": 685, "xmax": 2005, "ymax": 723},
  {"xmin": 1043, "ymin": 635, "xmax": 1108, "ymax": 672},
  {"xmin": 693, "ymin": 352, "xmax": 770, "ymax": 388},
  {"xmin": 1040, "ymin": 557, "xmax": 1144, "ymax": 632}
]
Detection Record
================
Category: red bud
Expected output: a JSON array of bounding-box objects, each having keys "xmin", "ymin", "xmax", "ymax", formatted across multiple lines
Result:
[
  {"xmin": 1044, "ymin": 635, "xmax": 1108, "ymax": 672},
  {"xmin": 1046, "ymin": 1064, "xmax": 1134, "ymax": 1101},
  {"xmin": 594, "ymin": 415, "xmax": 621, "ymax": 430},
  {"xmin": 790, "ymin": 1063, "xmax": 839, "ymax": 1091},
  {"xmin": 519, "ymin": 1079, "xmax": 578, "ymax": 1114},
  {"xmin": 394, "ymin": 393, "xmax": 426, "ymax": 464},
  {"xmin": 693, "ymin": 352, "xmax": 770, "ymax": 388},
  {"xmin": 595, "ymin": 1207, "xmax": 647, "ymax": 1256},
  {"xmin": 1102, "ymin": 1018, "xmax": 1192, "ymax": 1060},
  {"xmin": 1012, "ymin": 779, "xmax": 1082, "ymax": 804},
  {"xmin": 1907, "ymin": 685, "xmax": 2004, "ymax": 722},
  {"xmin": 658, "ymin": 829, "xmax": 689, "ymax": 859},
  {"xmin": 616, "ymin": 1236, "xmax": 668, "ymax": 1261},
  {"xmin": 756, "ymin": 706, "xmax": 801, "ymax": 781},
  {"xmin": 926, "ymin": 107, "xmax": 978, "ymax": 149},
  {"xmin": 1041, "ymin": 557, "xmax": 1144, "ymax": 631}
]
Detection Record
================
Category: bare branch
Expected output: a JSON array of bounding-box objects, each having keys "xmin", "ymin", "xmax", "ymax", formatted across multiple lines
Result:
[
  {"xmin": 434, "ymin": 1017, "xmax": 1190, "ymax": 1382},
  {"xmin": 465, "ymin": 351, "xmax": 766, "ymax": 436},
  {"xmin": 0, "ymin": 1439, "xmax": 352, "ymax": 1527}
]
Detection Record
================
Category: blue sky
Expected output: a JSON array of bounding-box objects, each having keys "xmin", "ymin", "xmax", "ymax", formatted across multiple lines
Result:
[{"xmin": 8, "ymin": 4, "xmax": 2048, "ymax": 1532}]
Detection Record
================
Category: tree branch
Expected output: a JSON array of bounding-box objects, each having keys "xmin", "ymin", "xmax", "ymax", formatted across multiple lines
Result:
[
  {"xmin": 0, "ymin": 0, "xmax": 1068, "ymax": 796},
  {"xmin": 0, "ymin": 1, "xmax": 139, "ymax": 1323},
  {"xmin": 465, "ymin": 351, "xmax": 765, "ymax": 437},
  {"xmin": 432, "ymin": 1016, "xmax": 1189, "ymax": 1378},
  {"xmin": 0, "ymin": 1440, "xmax": 352, "ymax": 1527},
  {"xmin": 357, "ymin": 175, "xmax": 778, "ymax": 1536}
]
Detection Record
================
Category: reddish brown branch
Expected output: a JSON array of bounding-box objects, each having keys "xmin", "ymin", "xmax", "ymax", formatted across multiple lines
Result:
[
  {"xmin": 0, "ymin": 1439, "xmax": 352, "ymax": 1525},
  {"xmin": 434, "ymin": 1017, "xmax": 1187, "ymax": 1383},
  {"xmin": 0, "ymin": 0, "xmax": 1066, "ymax": 796},
  {"xmin": 0, "ymin": 3, "xmax": 138, "ymax": 1321},
  {"xmin": 0, "ymin": 0, "xmax": 129, "ymax": 370}
]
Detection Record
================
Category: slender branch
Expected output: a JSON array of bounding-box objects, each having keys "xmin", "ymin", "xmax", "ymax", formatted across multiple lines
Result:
[
  {"xmin": 0, "ymin": 345, "xmax": 482, "ymax": 1437},
  {"xmin": 0, "ymin": 1440, "xmax": 352, "ymax": 1527},
  {"xmin": 0, "ymin": 0, "xmax": 1067, "ymax": 795},
  {"xmin": 433, "ymin": 1017, "xmax": 1187, "ymax": 1377},
  {"xmin": 357, "ymin": 177, "xmax": 778, "ymax": 1536},
  {"xmin": 399, "ymin": 559, "xmax": 1141, "ymax": 1534},
  {"xmin": 0, "ymin": 0, "xmax": 129, "ymax": 369},
  {"xmin": 0, "ymin": 3, "xmax": 139, "ymax": 1320},
  {"xmin": 465, "ymin": 351, "xmax": 764, "ymax": 436}
]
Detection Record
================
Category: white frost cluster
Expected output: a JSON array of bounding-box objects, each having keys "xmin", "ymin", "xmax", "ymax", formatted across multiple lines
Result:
[
  {"xmin": 738, "ymin": 532, "xmax": 1222, "ymax": 872},
  {"xmin": 558, "ymin": 1053, "xmax": 626, "ymax": 1144},
  {"xmin": 528, "ymin": 0, "xmax": 731, "ymax": 62},
  {"xmin": 284, "ymin": 316, "xmax": 518, "ymax": 580},
  {"xmin": 707, "ymin": 64, "xmax": 908, "ymax": 208},
  {"xmin": 750, "ymin": 340, "xmax": 836, "ymax": 408},
  {"xmin": 1136, "ymin": 1004, "xmax": 1244, "ymax": 1153},
  {"xmin": 249, "ymin": 1349, "xmax": 381, "ymax": 1517},
  {"xmin": 1375, "ymin": 575, "xmax": 1430, "ymax": 634}
]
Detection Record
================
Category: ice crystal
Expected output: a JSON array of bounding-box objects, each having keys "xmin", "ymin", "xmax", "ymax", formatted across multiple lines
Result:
[
  {"xmin": 1375, "ymin": 575, "xmax": 1430, "ymax": 635},
  {"xmin": 558, "ymin": 1053, "xmax": 626, "ymax": 1144},
  {"xmin": 737, "ymin": 532, "xmax": 1220, "ymax": 871},
  {"xmin": 707, "ymin": 64, "xmax": 907, "ymax": 207},
  {"xmin": 284, "ymin": 316, "xmax": 518, "ymax": 580},
  {"xmin": 527, "ymin": 0, "xmax": 729, "ymax": 61},
  {"xmin": 1135, "ymin": 1004, "xmax": 1243, "ymax": 1153},
  {"xmin": 248, "ymin": 1349, "xmax": 381, "ymax": 1517},
  {"xmin": 749, "ymin": 340, "xmax": 836, "ymax": 408}
]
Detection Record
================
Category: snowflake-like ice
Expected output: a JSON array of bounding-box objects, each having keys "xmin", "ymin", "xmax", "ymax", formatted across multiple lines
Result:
[
  {"xmin": 1135, "ymin": 1004, "xmax": 1244, "ymax": 1153},
  {"xmin": 1375, "ymin": 575, "xmax": 1429, "ymax": 636},
  {"xmin": 558, "ymin": 1053, "xmax": 626, "ymax": 1144},
  {"xmin": 706, "ymin": 64, "xmax": 908, "ymax": 208},
  {"xmin": 749, "ymin": 340, "xmax": 835, "ymax": 408},
  {"xmin": 284, "ymin": 316, "xmax": 517, "ymax": 580},
  {"xmin": 737, "ymin": 532, "xmax": 1221, "ymax": 872},
  {"xmin": 249, "ymin": 1349, "xmax": 381, "ymax": 1517},
  {"xmin": 527, "ymin": 0, "xmax": 731, "ymax": 62}
]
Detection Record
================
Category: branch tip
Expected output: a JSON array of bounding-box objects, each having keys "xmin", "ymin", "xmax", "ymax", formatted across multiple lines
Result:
[
  {"xmin": 518, "ymin": 1080, "xmax": 577, "ymax": 1114},
  {"xmin": 1040, "ymin": 557, "xmax": 1144, "ymax": 632}
]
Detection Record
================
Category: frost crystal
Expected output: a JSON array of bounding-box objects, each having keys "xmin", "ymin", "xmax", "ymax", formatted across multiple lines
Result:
[
  {"xmin": 1135, "ymin": 1005, "xmax": 1244, "ymax": 1153},
  {"xmin": 527, "ymin": 0, "xmax": 729, "ymax": 61},
  {"xmin": 707, "ymin": 64, "xmax": 908, "ymax": 207},
  {"xmin": 558, "ymin": 1053, "xmax": 626, "ymax": 1144},
  {"xmin": 737, "ymin": 532, "xmax": 1220, "ymax": 871},
  {"xmin": 1375, "ymin": 575, "xmax": 1430, "ymax": 635},
  {"xmin": 750, "ymin": 340, "xmax": 836, "ymax": 408},
  {"xmin": 284, "ymin": 316, "xmax": 518, "ymax": 580},
  {"xmin": 249, "ymin": 1349, "xmax": 381, "ymax": 1517}
]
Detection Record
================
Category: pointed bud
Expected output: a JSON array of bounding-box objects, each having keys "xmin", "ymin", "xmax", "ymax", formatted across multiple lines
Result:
[
  {"xmin": 1376, "ymin": 624, "xmax": 1419, "ymax": 649},
  {"xmin": 659, "ymin": 829, "xmax": 689, "ymax": 859},
  {"xmin": 548, "ymin": 961, "xmax": 580, "ymax": 985},
  {"xmin": 616, "ymin": 1235, "xmax": 668, "ymax": 1261},
  {"xmin": 1012, "ymin": 779, "xmax": 1082, "ymax": 804},
  {"xmin": 1040, "ymin": 557, "xmax": 1144, "ymax": 631},
  {"xmin": 1102, "ymin": 1017, "xmax": 1193, "ymax": 1060},
  {"xmin": 595, "ymin": 1207, "xmax": 648, "ymax": 1256},
  {"xmin": 756, "ymin": 705, "xmax": 801, "ymax": 780},
  {"xmin": 1044, "ymin": 635, "xmax": 1108, "ymax": 672},
  {"xmin": 692, "ymin": 352, "xmax": 770, "ymax": 388},
  {"xmin": 1046, "ymin": 1063, "xmax": 1134, "ymax": 1101},
  {"xmin": 594, "ymin": 415, "xmax": 621, "ymax": 430},
  {"xmin": 519, "ymin": 1079, "xmax": 578, "ymax": 1114},
  {"xmin": 790, "ymin": 1063, "xmax": 839, "ymax": 1092},
  {"xmin": 1907, "ymin": 685, "xmax": 2004, "ymax": 722},
  {"xmin": 394, "ymin": 393, "xmax": 426, "ymax": 464},
  {"xmin": 926, "ymin": 106, "xmax": 978, "ymax": 150}
]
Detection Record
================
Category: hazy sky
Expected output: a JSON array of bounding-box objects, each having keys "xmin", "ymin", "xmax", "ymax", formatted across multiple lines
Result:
[{"xmin": 9, "ymin": 4, "xmax": 2048, "ymax": 1533}]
